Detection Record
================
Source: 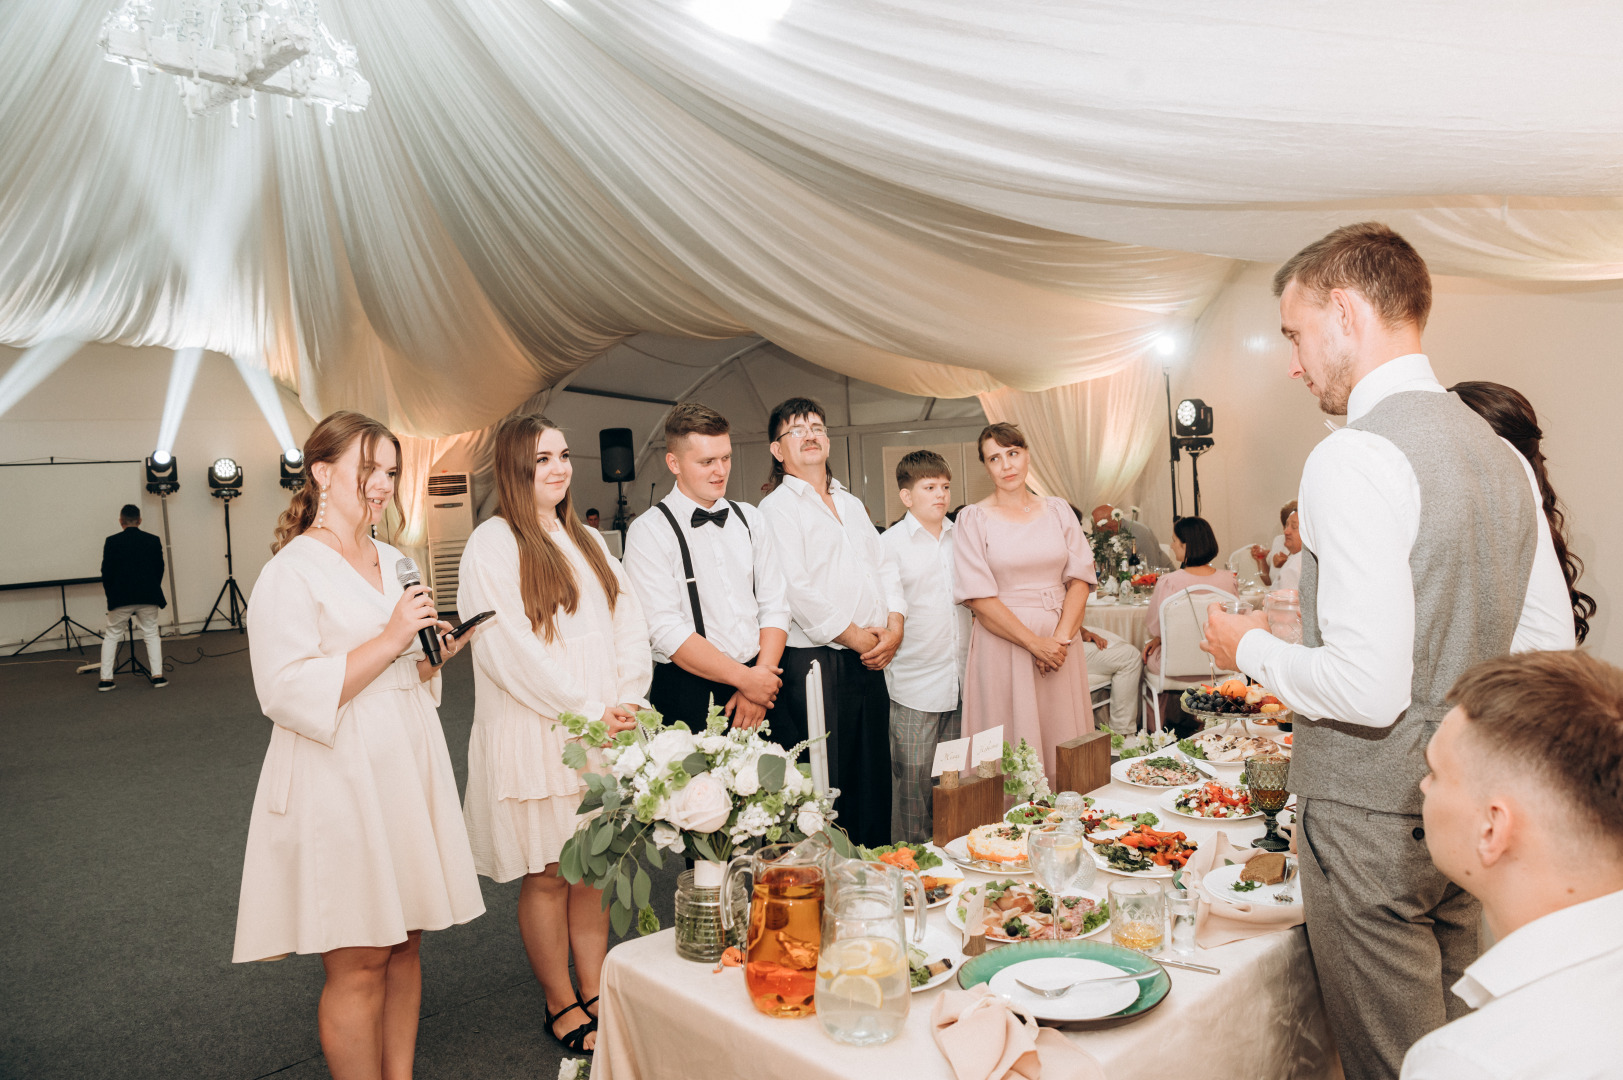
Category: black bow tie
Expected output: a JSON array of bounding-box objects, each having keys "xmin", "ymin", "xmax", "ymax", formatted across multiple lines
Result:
[{"xmin": 691, "ymin": 506, "xmax": 730, "ymax": 529}]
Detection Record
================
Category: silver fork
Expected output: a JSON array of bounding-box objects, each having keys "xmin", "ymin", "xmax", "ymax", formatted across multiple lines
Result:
[
  {"xmin": 1273, "ymin": 860, "xmax": 1300, "ymax": 905},
  {"xmin": 1014, "ymin": 970, "xmax": 1160, "ymax": 997}
]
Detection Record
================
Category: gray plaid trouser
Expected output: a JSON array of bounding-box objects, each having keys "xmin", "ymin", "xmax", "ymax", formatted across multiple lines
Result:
[{"xmin": 888, "ymin": 703, "xmax": 961, "ymax": 844}]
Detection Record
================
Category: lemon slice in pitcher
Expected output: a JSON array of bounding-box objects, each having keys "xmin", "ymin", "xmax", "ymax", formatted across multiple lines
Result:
[
  {"xmin": 827, "ymin": 974, "xmax": 885, "ymax": 1009},
  {"xmin": 861, "ymin": 939, "xmax": 904, "ymax": 979}
]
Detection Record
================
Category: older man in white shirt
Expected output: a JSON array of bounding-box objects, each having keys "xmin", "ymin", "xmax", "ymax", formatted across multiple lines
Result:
[
  {"xmin": 1401, "ymin": 649, "xmax": 1623, "ymax": 1080},
  {"xmin": 1204, "ymin": 224, "xmax": 1574, "ymax": 1080},
  {"xmin": 760, "ymin": 397, "xmax": 906, "ymax": 847}
]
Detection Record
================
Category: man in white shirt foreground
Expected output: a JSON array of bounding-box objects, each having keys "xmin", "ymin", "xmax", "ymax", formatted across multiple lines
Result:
[
  {"xmin": 1203, "ymin": 223, "xmax": 1575, "ymax": 1080},
  {"xmin": 878, "ymin": 451, "xmax": 970, "ymax": 841},
  {"xmin": 1402, "ymin": 649, "xmax": 1623, "ymax": 1080},
  {"xmin": 759, "ymin": 397, "xmax": 905, "ymax": 847},
  {"xmin": 622, "ymin": 403, "xmax": 790, "ymax": 738}
]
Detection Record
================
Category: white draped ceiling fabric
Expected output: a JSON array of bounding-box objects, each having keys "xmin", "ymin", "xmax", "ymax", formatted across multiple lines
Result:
[{"xmin": 2, "ymin": 0, "xmax": 1621, "ymax": 461}]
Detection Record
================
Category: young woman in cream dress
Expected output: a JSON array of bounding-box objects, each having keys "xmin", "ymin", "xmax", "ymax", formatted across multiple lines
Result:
[
  {"xmin": 235, "ymin": 411, "xmax": 484, "ymax": 1080},
  {"xmin": 458, "ymin": 414, "xmax": 651, "ymax": 1053}
]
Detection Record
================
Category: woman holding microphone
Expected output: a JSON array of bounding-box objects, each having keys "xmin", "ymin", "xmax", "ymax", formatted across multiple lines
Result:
[
  {"xmin": 235, "ymin": 411, "xmax": 484, "ymax": 1080},
  {"xmin": 459, "ymin": 414, "xmax": 652, "ymax": 1054}
]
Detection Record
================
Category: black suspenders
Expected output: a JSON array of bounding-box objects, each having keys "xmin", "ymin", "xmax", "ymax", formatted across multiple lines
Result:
[{"xmin": 654, "ymin": 499, "xmax": 750, "ymax": 641}]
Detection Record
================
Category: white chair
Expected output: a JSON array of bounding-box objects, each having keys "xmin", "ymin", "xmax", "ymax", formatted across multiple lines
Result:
[
  {"xmin": 1159, "ymin": 542, "xmax": 1175, "ymax": 567},
  {"xmin": 1227, "ymin": 545, "xmax": 1264, "ymax": 587},
  {"xmin": 1088, "ymin": 670, "xmax": 1113, "ymax": 732},
  {"xmin": 1140, "ymin": 584, "xmax": 1239, "ymax": 732}
]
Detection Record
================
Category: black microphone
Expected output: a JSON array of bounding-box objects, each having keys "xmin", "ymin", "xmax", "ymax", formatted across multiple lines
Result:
[{"xmin": 394, "ymin": 557, "xmax": 442, "ymax": 666}]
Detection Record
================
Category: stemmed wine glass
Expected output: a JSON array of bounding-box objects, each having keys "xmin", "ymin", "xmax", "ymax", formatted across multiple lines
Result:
[
  {"xmin": 1028, "ymin": 828, "xmax": 1087, "ymax": 896},
  {"xmin": 1243, "ymin": 754, "xmax": 1291, "ymax": 852}
]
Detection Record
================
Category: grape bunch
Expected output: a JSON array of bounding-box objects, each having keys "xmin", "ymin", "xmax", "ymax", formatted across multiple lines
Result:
[{"xmin": 1185, "ymin": 691, "xmax": 1260, "ymax": 715}]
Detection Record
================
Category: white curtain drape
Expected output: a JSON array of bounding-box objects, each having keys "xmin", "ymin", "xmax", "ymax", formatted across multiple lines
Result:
[
  {"xmin": 978, "ymin": 360, "xmax": 1165, "ymax": 512},
  {"xmin": 2, "ymin": 0, "xmax": 1620, "ymax": 436}
]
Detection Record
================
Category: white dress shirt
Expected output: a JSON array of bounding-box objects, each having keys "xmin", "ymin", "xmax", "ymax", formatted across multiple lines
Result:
[
  {"xmin": 879, "ymin": 513, "xmax": 971, "ymax": 713},
  {"xmin": 758, "ymin": 473, "xmax": 906, "ymax": 650},
  {"xmin": 1237, "ymin": 354, "xmax": 1575, "ymax": 728},
  {"xmin": 1401, "ymin": 888, "xmax": 1623, "ymax": 1080},
  {"xmin": 621, "ymin": 486, "xmax": 789, "ymax": 665}
]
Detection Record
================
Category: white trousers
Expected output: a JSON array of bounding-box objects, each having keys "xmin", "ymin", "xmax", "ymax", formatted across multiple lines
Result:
[
  {"xmin": 101, "ymin": 604, "xmax": 163, "ymax": 679},
  {"xmin": 1083, "ymin": 631, "xmax": 1143, "ymax": 735}
]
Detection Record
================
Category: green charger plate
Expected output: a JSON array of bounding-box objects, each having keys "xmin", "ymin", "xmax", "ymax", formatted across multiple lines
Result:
[{"xmin": 955, "ymin": 939, "xmax": 1172, "ymax": 1026}]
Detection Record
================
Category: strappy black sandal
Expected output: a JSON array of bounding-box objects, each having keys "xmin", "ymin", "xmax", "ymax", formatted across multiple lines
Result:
[
  {"xmin": 581, "ymin": 994, "xmax": 600, "ymax": 1019},
  {"xmin": 544, "ymin": 1000, "xmax": 597, "ymax": 1053}
]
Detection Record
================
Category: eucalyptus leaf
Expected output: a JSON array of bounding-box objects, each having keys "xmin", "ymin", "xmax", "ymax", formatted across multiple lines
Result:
[
  {"xmin": 617, "ymin": 868, "xmax": 632, "ymax": 907},
  {"xmin": 633, "ymin": 867, "xmax": 651, "ymax": 909},
  {"xmin": 758, "ymin": 754, "xmax": 786, "ymax": 794},
  {"xmin": 643, "ymin": 840, "xmax": 664, "ymax": 870},
  {"xmin": 576, "ymin": 790, "xmax": 603, "ymax": 815},
  {"xmin": 610, "ymin": 901, "xmax": 632, "ymax": 937},
  {"xmin": 692, "ymin": 833, "xmax": 718, "ymax": 862},
  {"xmin": 681, "ymin": 752, "xmax": 710, "ymax": 776},
  {"xmin": 589, "ymin": 851, "xmax": 609, "ymax": 877},
  {"xmin": 590, "ymin": 822, "xmax": 615, "ymax": 855}
]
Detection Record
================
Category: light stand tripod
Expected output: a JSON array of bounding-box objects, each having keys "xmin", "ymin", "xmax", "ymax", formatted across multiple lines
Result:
[
  {"xmin": 112, "ymin": 615, "xmax": 152, "ymax": 677},
  {"xmin": 201, "ymin": 493, "xmax": 248, "ymax": 633},
  {"xmin": 611, "ymin": 481, "xmax": 630, "ymax": 532}
]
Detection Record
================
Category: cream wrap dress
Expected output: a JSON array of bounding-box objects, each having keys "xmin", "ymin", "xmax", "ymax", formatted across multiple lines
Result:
[
  {"xmin": 233, "ymin": 536, "xmax": 485, "ymax": 963},
  {"xmin": 458, "ymin": 517, "xmax": 653, "ymax": 882}
]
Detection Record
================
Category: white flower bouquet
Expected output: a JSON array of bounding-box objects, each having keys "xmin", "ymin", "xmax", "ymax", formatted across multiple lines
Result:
[
  {"xmin": 1002, "ymin": 738, "xmax": 1051, "ymax": 803},
  {"xmin": 555, "ymin": 701, "xmax": 836, "ymax": 937}
]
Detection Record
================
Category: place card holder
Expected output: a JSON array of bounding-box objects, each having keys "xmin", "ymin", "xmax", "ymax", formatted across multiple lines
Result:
[
  {"xmin": 1055, "ymin": 730, "xmax": 1112, "ymax": 796},
  {"xmin": 932, "ymin": 768, "xmax": 1003, "ymax": 849}
]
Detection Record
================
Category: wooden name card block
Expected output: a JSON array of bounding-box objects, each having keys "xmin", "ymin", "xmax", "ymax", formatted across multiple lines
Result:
[
  {"xmin": 1055, "ymin": 730, "xmax": 1113, "ymax": 796},
  {"xmin": 932, "ymin": 771, "xmax": 1004, "ymax": 848}
]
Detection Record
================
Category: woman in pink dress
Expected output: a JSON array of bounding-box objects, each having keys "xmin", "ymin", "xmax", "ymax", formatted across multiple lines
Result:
[
  {"xmin": 953, "ymin": 423, "xmax": 1097, "ymax": 779},
  {"xmin": 1142, "ymin": 516, "xmax": 1239, "ymax": 674}
]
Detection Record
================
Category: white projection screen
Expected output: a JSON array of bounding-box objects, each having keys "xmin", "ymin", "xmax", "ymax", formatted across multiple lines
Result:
[{"xmin": 0, "ymin": 461, "xmax": 145, "ymax": 587}]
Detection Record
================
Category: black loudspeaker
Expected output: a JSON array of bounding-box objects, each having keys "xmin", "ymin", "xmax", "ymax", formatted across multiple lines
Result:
[{"xmin": 600, "ymin": 428, "xmax": 635, "ymax": 483}]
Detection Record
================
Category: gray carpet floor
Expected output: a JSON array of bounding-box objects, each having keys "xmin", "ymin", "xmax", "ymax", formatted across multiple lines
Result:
[{"xmin": 0, "ymin": 635, "xmax": 682, "ymax": 1080}]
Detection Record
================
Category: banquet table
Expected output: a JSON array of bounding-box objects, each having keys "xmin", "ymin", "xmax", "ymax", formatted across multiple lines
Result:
[
  {"xmin": 592, "ymin": 771, "xmax": 1341, "ymax": 1080},
  {"xmin": 1085, "ymin": 586, "xmax": 1267, "ymax": 650}
]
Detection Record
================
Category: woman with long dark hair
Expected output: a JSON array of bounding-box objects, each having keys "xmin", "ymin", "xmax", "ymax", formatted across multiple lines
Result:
[
  {"xmin": 235, "ymin": 411, "xmax": 484, "ymax": 1080},
  {"xmin": 1451, "ymin": 381, "xmax": 1595, "ymax": 643},
  {"xmin": 458, "ymin": 414, "xmax": 651, "ymax": 1053}
]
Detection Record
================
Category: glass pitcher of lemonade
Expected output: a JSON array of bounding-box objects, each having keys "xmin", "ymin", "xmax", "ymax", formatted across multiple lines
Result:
[
  {"xmin": 816, "ymin": 859, "xmax": 926, "ymax": 1046},
  {"xmin": 722, "ymin": 841, "xmax": 827, "ymax": 1018}
]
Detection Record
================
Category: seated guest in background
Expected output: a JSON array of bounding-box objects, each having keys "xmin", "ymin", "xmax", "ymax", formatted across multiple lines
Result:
[
  {"xmin": 584, "ymin": 507, "xmax": 601, "ymax": 530},
  {"xmin": 1250, "ymin": 500, "xmax": 1297, "ymax": 586},
  {"xmin": 1080, "ymin": 626, "xmax": 1143, "ymax": 736},
  {"xmin": 1141, "ymin": 516, "xmax": 1238, "ymax": 675},
  {"xmin": 1091, "ymin": 502, "xmax": 1161, "ymax": 565},
  {"xmin": 956, "ymin": 423, "xmax": 1096, "ymax": 780},
  {"xmin": 99, "ymin": 503, "xmax": 167, "ymax": 691},
  {"xmin": 1275, "ymin": 508, "xmax": 1303, "ymax": 592},
  {"xmin": 623, "ymin": 402, "xmax": 788, "ymax": 734},
  {"xmin": 1402, "ymin": 649, "xmax": 1623, "ymax": 1079},
  {"xmin": 879, "ymin": 451, "xmax": 970, "ymax": 842},
  {"xmin": 759, "ymin": 397, "xmax": 904, "ymax": 847},
  {"xmin": 1451, "ymin": 380, "xmax": 1597, "ymax": 644},
  {"xmin": 459, "ymin": 414, "xmax": 650, "ymax": 1054}
]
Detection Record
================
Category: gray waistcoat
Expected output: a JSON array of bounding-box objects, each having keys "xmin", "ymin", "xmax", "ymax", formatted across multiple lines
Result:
[{"xmin": 1292, "ymin": 391, "xmax": 1536, "ymax": 814}]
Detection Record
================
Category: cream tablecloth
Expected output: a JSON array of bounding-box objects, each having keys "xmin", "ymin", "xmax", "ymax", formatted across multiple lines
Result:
[
  {"xmin": 592, "ymin": 775, "xmax": 1341, "ymax": 1080},
  {"xmin": 1083, "ymin": 599, "xmax": 1150, "ymax": 648}
]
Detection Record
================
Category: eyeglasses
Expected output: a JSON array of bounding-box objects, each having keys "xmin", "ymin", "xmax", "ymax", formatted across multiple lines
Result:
[{"xmin": 778, "ymin": 424, "xmax": 828, "ymax": 440}]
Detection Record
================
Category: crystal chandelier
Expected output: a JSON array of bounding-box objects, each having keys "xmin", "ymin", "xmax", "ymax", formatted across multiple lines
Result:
[{"xmin": 99, "ymin": 0, "xmax": 370, "ymax": 124}]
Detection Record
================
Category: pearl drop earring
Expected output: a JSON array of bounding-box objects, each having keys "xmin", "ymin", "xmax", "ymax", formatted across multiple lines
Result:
[{"xmin": 314, "ymin": 486, "xmax": 327, "ymax": 530}]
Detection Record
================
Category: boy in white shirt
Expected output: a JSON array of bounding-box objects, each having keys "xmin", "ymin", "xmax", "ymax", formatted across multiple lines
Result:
[
  {"xmin": 878, "ymin": 451, "xmax": 971, "ymax": 842},
  {"xmin": 1402, "ymin": 649, "xmax": 1623, "ymax": 1080}
]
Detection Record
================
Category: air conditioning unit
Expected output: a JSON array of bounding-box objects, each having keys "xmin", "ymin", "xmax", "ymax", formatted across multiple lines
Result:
[{"xmin": 424, "ymin": 472, "xmax": 474, "ymax": 614}]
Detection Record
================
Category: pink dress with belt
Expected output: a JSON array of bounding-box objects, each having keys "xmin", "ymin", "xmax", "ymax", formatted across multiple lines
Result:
[
  {"xmin": 1143, "ymin": 567, "xmax": 1239, "ymax": 674},
  {"xmin": 953, "ymin": 498, "xmax": 1098, "ymax": 779}
]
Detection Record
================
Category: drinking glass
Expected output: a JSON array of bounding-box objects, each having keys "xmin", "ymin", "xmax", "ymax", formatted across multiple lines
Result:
[
  {"xmin": 1108, "ymin": 879, "xmax": 1166, "ymax": 954},
  {"xmin": 1265, "ymin": 590, "xmax": 1302, "ymax": 645},
  {"xmin": 1167, "ymin": 889, "xmax": 1199, "ymax": 956},
  {"xmin": 1028, "ymin": 829, "xmax": 1086, "ymax": 896},
  {"xmin": 1222, "ymin": 598, "xmax": 1254, "ymax": 616},
  {"xmin": 1244, "ymin": 754, "xmax": 1292, "ymax": 852}
]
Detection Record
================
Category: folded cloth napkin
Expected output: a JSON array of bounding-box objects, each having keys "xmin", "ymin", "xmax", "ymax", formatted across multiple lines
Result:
[
  {"xmin": 1182, "ymin": 829, "xmax": 1304, "ymax": 948},
  {"xmin": 930, "ymin": 986, "xmax": 1106, "ymax": 1080}
]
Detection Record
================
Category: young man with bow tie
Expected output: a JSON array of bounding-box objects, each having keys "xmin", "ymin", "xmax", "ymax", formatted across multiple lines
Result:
[{"xmin": 622, "ymin": 402, "xmax": 792, "ymax": 742}]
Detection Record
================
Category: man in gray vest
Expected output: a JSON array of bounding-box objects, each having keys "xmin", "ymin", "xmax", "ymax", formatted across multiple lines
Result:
[{"xmin": 1202, "ymin": 223, "xmax": 1575, "ymax": 1080}]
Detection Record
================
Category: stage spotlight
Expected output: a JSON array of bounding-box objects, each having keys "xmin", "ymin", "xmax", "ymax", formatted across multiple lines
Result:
[
  {"xmin": 145, "ymin": 454, "xmax": 179, "ymax": 495},
  {"xmin": 209, "ymin": 457, "xmax": 243, "ymax": 499},
  {"xmin": 279, "ymin": 449, "xmax": 306, "ymax": 491},
  {"xmin": 1155, "ymin": 333, "xmax": 1178, "ymax": 358},
  {"xmin": 1175, "ymin": 398, "xmax": 1213, "ymax": 438}
]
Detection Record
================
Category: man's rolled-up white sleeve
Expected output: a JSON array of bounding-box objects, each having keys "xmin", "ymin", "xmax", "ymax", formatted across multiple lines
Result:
[{"xmin": 1236, "ymin": 431, "xmax": 1417, "ymax": 729}]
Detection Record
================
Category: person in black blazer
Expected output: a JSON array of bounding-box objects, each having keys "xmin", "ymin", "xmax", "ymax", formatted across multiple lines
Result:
[{"xmin": 99, "ymin": 504, "xmax": 167, "ymax": 691}]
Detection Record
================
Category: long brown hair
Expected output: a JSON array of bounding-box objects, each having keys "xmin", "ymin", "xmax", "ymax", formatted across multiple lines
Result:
[
  {"xmin": 493, "ymin": 414, "xmax": 620, "ymax": 642},
  {"xmin": 1451, "ymin": 381, "xmax": 1596, "ymax": 644},
  {"xmin": 272, "ymin": 411, "xmax": 403, "ymax": 554}
]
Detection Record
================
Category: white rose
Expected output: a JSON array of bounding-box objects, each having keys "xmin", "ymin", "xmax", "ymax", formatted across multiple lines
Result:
[
  {"xmin": 611, "ymin": 744, "xmax": 647, "ymax": 778},
  {"xmin": 796, "ymin": 805, "xmax": 825, "ymax": 837},
  {"xmin": 731, "ymin": 755, "xmax": 761, "ymax": 796},
  {"xmin": 652, "ymin": 822, "xmax": 684, "ymax": 852},
  {"xmin": 700, "ymin": 735, "xmax": 731, "ymax": 755},
  {"xmin": 646, "ymin": 728, "xmax": 698, "ymax": 770},
  {"xmin": 666, "ymin": 773, "xmax": 733, "ymax": 834}
]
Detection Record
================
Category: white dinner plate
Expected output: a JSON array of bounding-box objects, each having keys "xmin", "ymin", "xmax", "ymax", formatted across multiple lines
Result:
[
  {"xmin": 1200, "ymin": 858, "xmax": 1300, "ymax": 908},
  {"xmin": 910, "ymin": 926, "xmax": 964, "ymax": 993},
  {"xmin": 1110, "ymin": 755, "xmax": 1205, "ymax": 790},
  {"xmin": 1087, "ymin": 840, "xmax": 1177, "ymax": 879},
  {"xmin": 987, "ymin": 957, "xmax": 1144, "ymax": 1021},
  {"xmin": 1079, "ymin": 801, "xmax": 1158, "ymax": 839},
  {"xmin": 1159, "ymin": 784, "xmax": 1263, "ymax": 823},
  {"xmin": 944, "ymin": 834, "xmax": 1033, "ymax": 876},
  {"xmin": 947, "ymin": 881, "xmax": 1112, "ymax": 942}
]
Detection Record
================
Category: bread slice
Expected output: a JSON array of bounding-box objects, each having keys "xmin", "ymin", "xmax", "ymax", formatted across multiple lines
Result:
[{"xmin": 1241, "ymin": 853, "xmax": 1287, "ymax": 885}]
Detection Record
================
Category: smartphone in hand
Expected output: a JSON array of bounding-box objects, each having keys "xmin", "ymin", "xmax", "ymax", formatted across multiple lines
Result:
[{"xmin": 448, "ymin": 610, "xmax": 496, "ymax": 640}]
